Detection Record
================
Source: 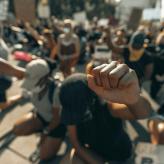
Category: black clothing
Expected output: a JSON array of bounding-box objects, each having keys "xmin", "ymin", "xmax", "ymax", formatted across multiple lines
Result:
[
  {"xmin": 60, "ymin": 73, "xmax": 132, "ymax": 161},
  {"xmin": 122, "ymin": 47, "xmax": 153, "ymax": 81},
  {"xmin": 36, "ymin": 112, "xmax": 66, "ymax": 138}
]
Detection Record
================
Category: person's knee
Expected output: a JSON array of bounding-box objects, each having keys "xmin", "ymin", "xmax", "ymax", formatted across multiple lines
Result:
[
  {"xmin": 60, "ymin": 149, "xmax": 85, "ymax": 164},
  {"xmin": 40, "ymin": 138, "xmax": 62, "ymax": 160}
]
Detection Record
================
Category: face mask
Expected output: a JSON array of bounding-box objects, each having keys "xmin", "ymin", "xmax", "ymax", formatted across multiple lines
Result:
[{"xmin": 63, "ymin": 27, "xmax": 70, "ymax": 34}]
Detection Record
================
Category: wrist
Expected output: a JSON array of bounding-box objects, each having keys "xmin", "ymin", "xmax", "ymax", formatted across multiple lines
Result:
[{"xmin": 127, "ymin": 96, "xmax": 140, "ymax": 107}]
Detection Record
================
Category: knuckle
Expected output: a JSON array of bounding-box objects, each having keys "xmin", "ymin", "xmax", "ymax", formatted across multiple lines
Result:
[
  {"xmin": 121, "ymin": 63, "xmax": 129, "ymax": 69},
  {"xmin": 100, "ymin": 70, "xmax": 108, "ymax": 77},
  {"xmin": 109, "ymin": 73, "xmax": 118, "ymax": 81},
  {"xmin": 92, "ymin": 68, "xmax": 100, "ymax": 75},
  {"xmin": 110, "ymin": 61, "xmax": 117, "ymax": 67}
]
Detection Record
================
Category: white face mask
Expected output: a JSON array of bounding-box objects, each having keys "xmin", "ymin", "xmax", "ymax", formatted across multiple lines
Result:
[{"xmin": 63, "ymin": 27, "xmax": 70, "ymax": 34}]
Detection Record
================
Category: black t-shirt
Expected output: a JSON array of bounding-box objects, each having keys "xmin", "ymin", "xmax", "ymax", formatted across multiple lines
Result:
[
  {"xmin": 152, "ymin": 47, "xmax": 164, "ymax": 76},
  {"xmin": 122, "ymin": 47, "xmax": 153, "ymax": 81},
  {"xmin": 61, "ymin": 99, "xmax": 132, "ymax": 161}
]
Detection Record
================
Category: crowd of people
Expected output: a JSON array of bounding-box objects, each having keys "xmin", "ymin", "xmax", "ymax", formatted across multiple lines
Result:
[{"xmin": 0, "ymin": 16, "xmax": 164, "ymax": 163}]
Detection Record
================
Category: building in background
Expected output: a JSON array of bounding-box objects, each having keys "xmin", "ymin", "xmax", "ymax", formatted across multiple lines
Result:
[{"xmin": 115, "ymin": 0, "xmax": 163, "ymax": 29}]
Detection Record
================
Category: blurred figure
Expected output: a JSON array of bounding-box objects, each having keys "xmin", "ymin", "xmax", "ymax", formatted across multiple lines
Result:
[
  {"xmin": 0, "ymin": 58, "xmax": 25, "ymax": 78},
  {"xmin": 148, "ymin": 104, "xmax": 164, "ymax": 145},
  {"xmin": 150, "ymin": 31, "xmax": 164, "ymax": 99},
  {"xmin": 24, "ymin": 22, "xmax": 57, "ymax": 59},
  {"xmin": 42, "ymin": 28, "xmax": 58, "ymax": 59},
  {"xmin": 13, "ymin": 59, "xmax": 66, "ymax": 161},
  {"xmin": 112, "ymin": 27, "xmax": 127, "ymax": 61},
  {"xmin": 0, "ymin": 38, "xmax": 23, "ymax": 112},
  {"xmin": 113, "ymin": 27, "xmax": 127, "ymax": 46},
  {"xmin": 106, "ymin": 29, "xmax": 154, "ymax": 84},
  {"xmin": 57, "ymin": 19, "xmax": 80, "ymax": 77}
]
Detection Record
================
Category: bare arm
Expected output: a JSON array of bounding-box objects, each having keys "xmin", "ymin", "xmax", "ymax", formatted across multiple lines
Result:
[
  {"xmin": 57, "ymin": 36, "xmax": 63, "ymax": 60},
  {"xmin": 25, "ymin": 22, "xmax": 43, "ymax": 42},
  {"xmin": 105, "ymin": 29, "xmax": 124, "ymax": 54},
  {"xmin": 127, "ymin": 93, "xmax": 152, "ymax": 119},
  {"xmin": 0, "ymin": 58, "xmax": 25, "ymax": 79},
  {"xmin": 109, "ymin": 92, "xmax": 152, "ymax": 120},
  {"xmin": 88, "ymin": 62, "xmax": 154, "ymax": 120},
  {"xmin": 50, "ymin": 44, "xmax": 58, "ymax": 59},
  {"xmin": 74, "ymin": 36, "xmax": 80, "ymax": 57}
]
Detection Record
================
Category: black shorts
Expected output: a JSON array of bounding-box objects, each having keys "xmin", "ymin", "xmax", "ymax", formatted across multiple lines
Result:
[{"xmin": 36, "ymin": 113, "xmax": 66, "ymax": 139}]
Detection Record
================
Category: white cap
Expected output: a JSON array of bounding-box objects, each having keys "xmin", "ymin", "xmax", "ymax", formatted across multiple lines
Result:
[{"xmin": 21, "ymin": 59, "xmax": 50, "ymax": 90}]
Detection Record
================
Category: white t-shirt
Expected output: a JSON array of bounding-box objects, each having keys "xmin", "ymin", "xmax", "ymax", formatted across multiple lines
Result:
[{"xmin": 31, "ymin": 85, "xmax": 61, "ymax": 122}]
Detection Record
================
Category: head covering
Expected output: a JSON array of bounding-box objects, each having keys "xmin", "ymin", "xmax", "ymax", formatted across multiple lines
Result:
[
  {"xmin": 59, "ymin": 73, "xmax": 97, "ymax": 124},
  {"xmin": 130, "ymin": 32, "xmax": 145, "ymax": 50},
  {"xmin": 21, "ymin": 59, "xmax": 50, "ymax": 91}
]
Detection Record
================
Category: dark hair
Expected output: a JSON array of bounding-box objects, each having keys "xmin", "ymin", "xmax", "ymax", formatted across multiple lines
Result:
[
  {"xmin": 130, "ymin": 32, "xmax": 145, "ymax": 50},
  {"xmin": 59, "ymin": 73, "xmax": 98, "ymax": 114}
]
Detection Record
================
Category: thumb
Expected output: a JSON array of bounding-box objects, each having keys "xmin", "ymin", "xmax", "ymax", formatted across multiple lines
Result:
[
  {"xmin": 87, "ymin": 74, "xmax": 122, "ymax": 103},
  {"xmin": 87, "ymin": 74, "xmax": 104, "ymax": 96},
  {"xmin": 87, "ymin": 74, "xmax": 97, "ymax": 90}
]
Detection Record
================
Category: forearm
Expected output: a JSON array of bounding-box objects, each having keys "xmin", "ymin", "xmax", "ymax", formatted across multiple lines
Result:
[
  {"xmin": 127, "ymin": 94, "xmax": 153, "ymax": 119},
  {"xmin": 50, "ymin": 46, "xmax": 57, "ymax": 59},
  {"xmin": 0, "ymin": 59, "xmax": 25, "ymax": 78}
]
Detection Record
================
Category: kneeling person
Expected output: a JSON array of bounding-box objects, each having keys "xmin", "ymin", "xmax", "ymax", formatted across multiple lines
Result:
[
  {"xmin": 13, "ymin": 59, "xmax": 66, "ymax": 161},
  {"xmin": 60, "ymin": 62, "xmax": 153, "ymax": 164}
]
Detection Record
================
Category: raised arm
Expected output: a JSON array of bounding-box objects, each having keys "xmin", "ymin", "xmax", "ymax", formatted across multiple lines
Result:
[
  {"xmin": 87, "ymin": 62, "xmax": 153, "ymax": 120},
  {"xmin": 25, "ymin": 22, "xmax": 43, "ymax": 42},
  {"xmin": 105, "ymin": 28, "xmax": 124, "ymax": 54}
]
